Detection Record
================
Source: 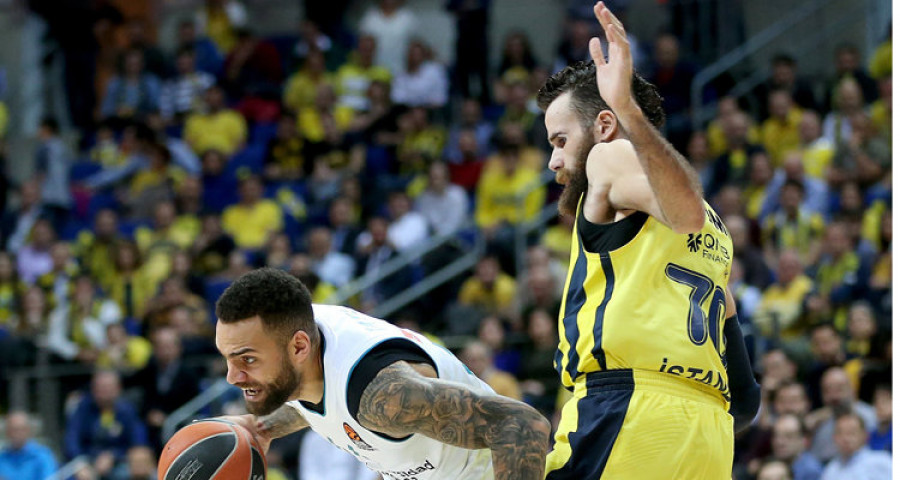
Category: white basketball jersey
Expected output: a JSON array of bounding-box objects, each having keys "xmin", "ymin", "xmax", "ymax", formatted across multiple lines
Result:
[{"xmin": 286, "ymin": 305, "xmax": 494, "ymax": 480}]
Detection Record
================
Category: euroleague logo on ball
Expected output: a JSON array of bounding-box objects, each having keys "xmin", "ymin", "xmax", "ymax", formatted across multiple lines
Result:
[{"xmin": 343, "ymin": 423, "xmax": 376, "ymax": 451}]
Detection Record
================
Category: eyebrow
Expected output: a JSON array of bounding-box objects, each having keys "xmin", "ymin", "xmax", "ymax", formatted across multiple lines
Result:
[
  {"xmin": 548, "ymin": 131, "xmax": 565, "ymax": 144},
  {"xmin": 227, "ymin": 347, "xmax": 257, "ymax": 358}
]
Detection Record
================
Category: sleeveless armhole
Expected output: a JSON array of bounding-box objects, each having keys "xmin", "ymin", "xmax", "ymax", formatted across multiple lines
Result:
[
  {"xmin": 346, "ymin": 338, "xmax": 436, "ymax": 428},
  {"xmin": 578, "ymin": 208, "xmax": 649, "ymax": 253}
]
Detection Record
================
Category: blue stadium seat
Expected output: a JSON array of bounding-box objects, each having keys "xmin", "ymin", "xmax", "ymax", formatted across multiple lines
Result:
[
  {"xmin": 265, "ymin": 34, "xmax": 301, "ymax": 74},
  {"xmin": 455, "ymin": 226, "xmax": 481, "ymax": 249},
  {"xmin": 85, "ymin": 191, "xmax": 119, "ymax": 220},
  {"xmin": 69, "ymin": 161, "xmax": 102, "ymax": 182},
  {"xmin": 227, "ymin": 143, "xmax": 266, "ymax": 175},
  {"xmin": 59, "ymin": 217, "xmax": 88, "ymax": 242},
  {"xmin": 165, "ymin": 124, "xmax": 184, "ymax": 139},
  {"xmin": 204, "ymin": 279, "xmax": 233, "ymax": 323},
  {"xmin": 117, "ymin": 219, "xmax": 149, "ymax": 240},
  {"xmin": 250, "ymin": 121, "xmax": 279, "ymax": 146}
]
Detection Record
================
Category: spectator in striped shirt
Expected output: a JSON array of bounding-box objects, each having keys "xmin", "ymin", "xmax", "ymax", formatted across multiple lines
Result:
[{"xmin": 160, "ymin": 47, "xmax": 216, "ymax": 124}]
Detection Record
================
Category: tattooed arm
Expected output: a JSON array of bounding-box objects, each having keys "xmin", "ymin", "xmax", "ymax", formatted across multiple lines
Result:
[
  {"xmin": 218, "ymin": 404, "xmax": 309, "ymax": 453},
  {"xmin": 357, "ymin": 361, "xmax": 551, "ymax": 480},
  {"xmin": 257, "ymin": 404, "xmax": 310, "ymax": 439}
]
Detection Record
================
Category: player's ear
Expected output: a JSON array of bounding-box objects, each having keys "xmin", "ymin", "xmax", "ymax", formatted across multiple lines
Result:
[
  {"xmin": 593, "ymin": 109, "xmax": 619, "ymax": 143},
  {"xmin": 289, "ymin": 329, "xmax": 312, "ymax": 362}
]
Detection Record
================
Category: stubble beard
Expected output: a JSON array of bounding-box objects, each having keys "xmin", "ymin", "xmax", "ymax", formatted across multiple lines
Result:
[
  {"xmin": 245, "ymin": 353, "xmax": 302, "ymax": 416},
  {"xmin": 557, "ymin": 135, "xmax": 593, "ymax": 218}
]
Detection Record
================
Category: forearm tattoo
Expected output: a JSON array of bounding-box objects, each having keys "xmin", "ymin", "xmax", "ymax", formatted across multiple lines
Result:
[
  {"xmin": 357, "ymin": 362, "xmax": 551, "ymax": 480},
  {"xmin": 257, "ymin": 404, "xmax": 309, "ymax": 439}
]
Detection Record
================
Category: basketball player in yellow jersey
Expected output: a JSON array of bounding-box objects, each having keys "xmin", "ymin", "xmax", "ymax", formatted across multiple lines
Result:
[{"xmin": 537, "ymin": 3, "xmax": 760, "ymax": 479}]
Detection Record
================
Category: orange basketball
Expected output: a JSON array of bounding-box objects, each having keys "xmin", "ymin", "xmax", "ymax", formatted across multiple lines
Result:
[{"xmin": 158, "ymin": 419, "xmax": 266, "ymax": 480}]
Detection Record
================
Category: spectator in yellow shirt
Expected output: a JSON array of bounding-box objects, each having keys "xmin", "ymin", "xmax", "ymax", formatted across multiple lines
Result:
[
  {"xmin": 460, "ymin": 340, "xmax": 522, "ymax": 400},
  {"xmin": 335, "ymin": 34, "xmax": 392, "ymax": 112},
  {"xmin": 96, "ymin": 323, "xmax": 152, "ymax": 372},
  {"xmin": 184, "ymin": 85, "xmax": 247, "ymax": 156},
  {"xmin": 135, "ymin": 201, "xmax": 198, "ymax": 287},
  {"xmin": 809, "ymin": 222, "xmax": 861, "ymax": 329},
  {"xmin": 828, "ymin": 111, "xmax": 891, "ymax": 189},
  {"xmin": 762, "ymin": 179, "xmax": 824, "ymax": 266},
  {"xmin": 760, "ymin": 89, "xmax": 803, "ymax": 167},
  {"xmin": 474, "ymin": 141, "xmax": 545, "ymax": 233},
  {"xmin": 867, "ymin": 35, "xmax": 891, "ymax": 80},
  {"xmin": 396, "ymin": 107, "xmax": 446, "ymax": 176},
  {"xmin": 708, "ymin": 110, "xmax": 766, "ymax": 197},
  {"xmin": 221, "ymin": 174, "xmax": 283, "ymax": 250},
  {"xmin": 706, "ymin": 96, "xmax": 760, "ymax": 158},
  {"xmin": 487, "ymin": 123, "xmax": 545, "ymax": 172},
  {"xmin": 124, "ymin": 143, "xmax": 187, "ymax": 220},
  {"xmin": 283, "ymin": 49, "xmax": 335, "ymax": 113},
  {"xmin": 798, "ymin": 111, "xmax": 835, "ymax": 179},
  {"xmin": 743, "ymin": 151, "xmax": 774, "ymax": 220},
  {"xmin": 458, "ymin": 255, "xmax": 517, "ymax": 315},
  {"xmin": 264, "ymin": 113, "xmax": 308, "ymax": 182},
  {"xmin": 541, "ymin": 214, "xmax": 574, "ymax": 266},
  {"xmin": 76, "ymin": 208, "xmax": 121, "ymax": 290},
  {"xmin": 107, "ymin": 240, "xmax": 157, "ymax": 321},
  {"xmin": 498, "ymin": 81, "xmax": 537, "ymax": 136},
  {"xmin": 297, "ymin": 84, "xmax": 355, "ymax": 151},
  {"xmin": 754, "ymin": 249, "xmax": 815, "ymax": 341}
]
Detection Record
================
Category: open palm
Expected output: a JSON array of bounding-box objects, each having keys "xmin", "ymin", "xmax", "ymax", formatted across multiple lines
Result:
[{"xmin": 589, "ymin": 2, "xmax": 634, "ymax": 113}]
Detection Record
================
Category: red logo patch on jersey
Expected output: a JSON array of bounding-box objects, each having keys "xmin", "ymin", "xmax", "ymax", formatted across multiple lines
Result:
[
  {"xmin": 343, "ymin": 422, "xmax": 375, "ymax": 451},
  {"xmin": 401, "ymin": 329, "xmax": 422, "ymax": 343}
]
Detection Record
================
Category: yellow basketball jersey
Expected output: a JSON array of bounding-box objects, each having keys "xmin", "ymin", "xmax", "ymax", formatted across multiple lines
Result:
[{"xmin": 555, "ymin": 197, "xmax": 734, "ymax": 402}]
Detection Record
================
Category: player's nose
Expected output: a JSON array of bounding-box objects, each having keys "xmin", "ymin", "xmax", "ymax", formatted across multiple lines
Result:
[
  {"xmin": 548, "ymin": 153, "xmax": 563, "ymax": 172},
  {"xmin": 226, "ymin": 363, "xmax": 247, "ymax": 385}
]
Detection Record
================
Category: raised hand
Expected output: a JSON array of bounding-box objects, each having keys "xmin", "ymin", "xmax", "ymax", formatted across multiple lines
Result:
[{"xmin": 588, "ymin": 1, "xmax": 635, "ymax": 114}]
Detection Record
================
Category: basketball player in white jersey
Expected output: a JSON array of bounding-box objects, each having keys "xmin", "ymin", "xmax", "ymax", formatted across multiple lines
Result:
[{"xmin": 215, "ymin": 268, "xmax": 550, "ymax": 480}]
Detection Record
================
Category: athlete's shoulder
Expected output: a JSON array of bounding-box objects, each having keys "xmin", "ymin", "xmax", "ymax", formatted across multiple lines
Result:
[
  {"xmin": 586, "ymin": 139, "xmax": 639, "ymax": 181},
  {"xmin": 311, "ymin": 303, "xmax": 369, "ymax": 329},
  {"xmin": 587, "ymin": 138, "xmax": 636, "ymax": 164}
]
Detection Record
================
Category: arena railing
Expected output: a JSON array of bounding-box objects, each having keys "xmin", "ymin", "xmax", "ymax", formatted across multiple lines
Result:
[
  {"xmin": 162, "ymin": 378, "xmax": 239, "ymax": 441},
  {"xmin": 359, "ymin": 169, "xmax": 556, "ymax": 321},
  {"xmin": 513, "ymin": 172, "xmax": 563, "ymax": 278},
  {"xmin": 324, "ymin": 222, "xmax": 481, "ymax": 309},
  {"xmin": 46, "ymin": 455, "xmax": 89, "ymax": 480},
  {"xmin": 324, "ymin": 168, "xmax": 555, "ymax": 321},
  {"xmin": 689, "ymin": 0, "xmax": 873, "ymax": 131}
]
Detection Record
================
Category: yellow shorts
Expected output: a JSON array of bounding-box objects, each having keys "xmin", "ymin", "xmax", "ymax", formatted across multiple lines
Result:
[{"xmin": 545, "ymin": 369, "xmax": 734, "ymax": 480}]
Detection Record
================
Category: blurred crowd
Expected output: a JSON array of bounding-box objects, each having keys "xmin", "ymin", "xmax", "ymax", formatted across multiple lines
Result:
[{"xmin": 0, "ymin": 0, "xmax": 892, "ymax": 479}]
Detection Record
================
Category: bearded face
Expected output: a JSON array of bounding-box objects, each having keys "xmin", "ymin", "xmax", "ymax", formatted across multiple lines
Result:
[
  {"xmin": 556, "ymin": 130, "xmax": 593, "ymax": 217},
  {"xmin": 216, "ymin": 317, "xmax": 306, "ymax": 416},
  {"xmin": 242, "ymin": 350, "xmax": 302, "ymax": 415}
]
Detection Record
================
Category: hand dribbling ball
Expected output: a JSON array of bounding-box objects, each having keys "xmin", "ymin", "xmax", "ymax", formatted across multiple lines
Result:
[{"xmin": 158, "ymin": 419, "xmax": 266, "ymax": 480}]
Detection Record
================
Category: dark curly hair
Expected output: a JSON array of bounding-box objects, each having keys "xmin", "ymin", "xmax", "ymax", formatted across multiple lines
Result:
[
  {"xmin": 215, "ymin": 268, "xmax": 316, "ymax": 344},
  {"xmin": 537, "ymin": 61, "xmax": 665, "ymax": 130}
]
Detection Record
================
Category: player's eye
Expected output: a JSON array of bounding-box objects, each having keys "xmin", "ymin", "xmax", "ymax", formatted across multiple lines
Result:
[
  {"xmin": 557, "ymin": 138, "xmax": 566, "ymax": 148},
  {"xmin": 244, "ymin": 357, "xmax": 256, "ymax": 365}
]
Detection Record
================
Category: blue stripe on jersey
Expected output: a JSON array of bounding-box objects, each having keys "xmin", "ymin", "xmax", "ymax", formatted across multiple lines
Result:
[
  {"xmin": 545, "ymin": 371, "xmax": 635, "ymax": 479},
  {"xmin": 591, "ymin": 253, "xmax": 615, "ymax": 371},
  {"xmin": 560, "ymin": 245, "xmax": 589, "ymax": 382}
]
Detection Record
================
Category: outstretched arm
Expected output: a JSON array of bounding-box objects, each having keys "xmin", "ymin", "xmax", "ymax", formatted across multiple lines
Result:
[
  {"xmin": 590, "ymin": 2, "xmax": 705, "ymax": 233},
  {"xmin": 357, "ymin": 361, "xmax": 551, "ymax": 480}
]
